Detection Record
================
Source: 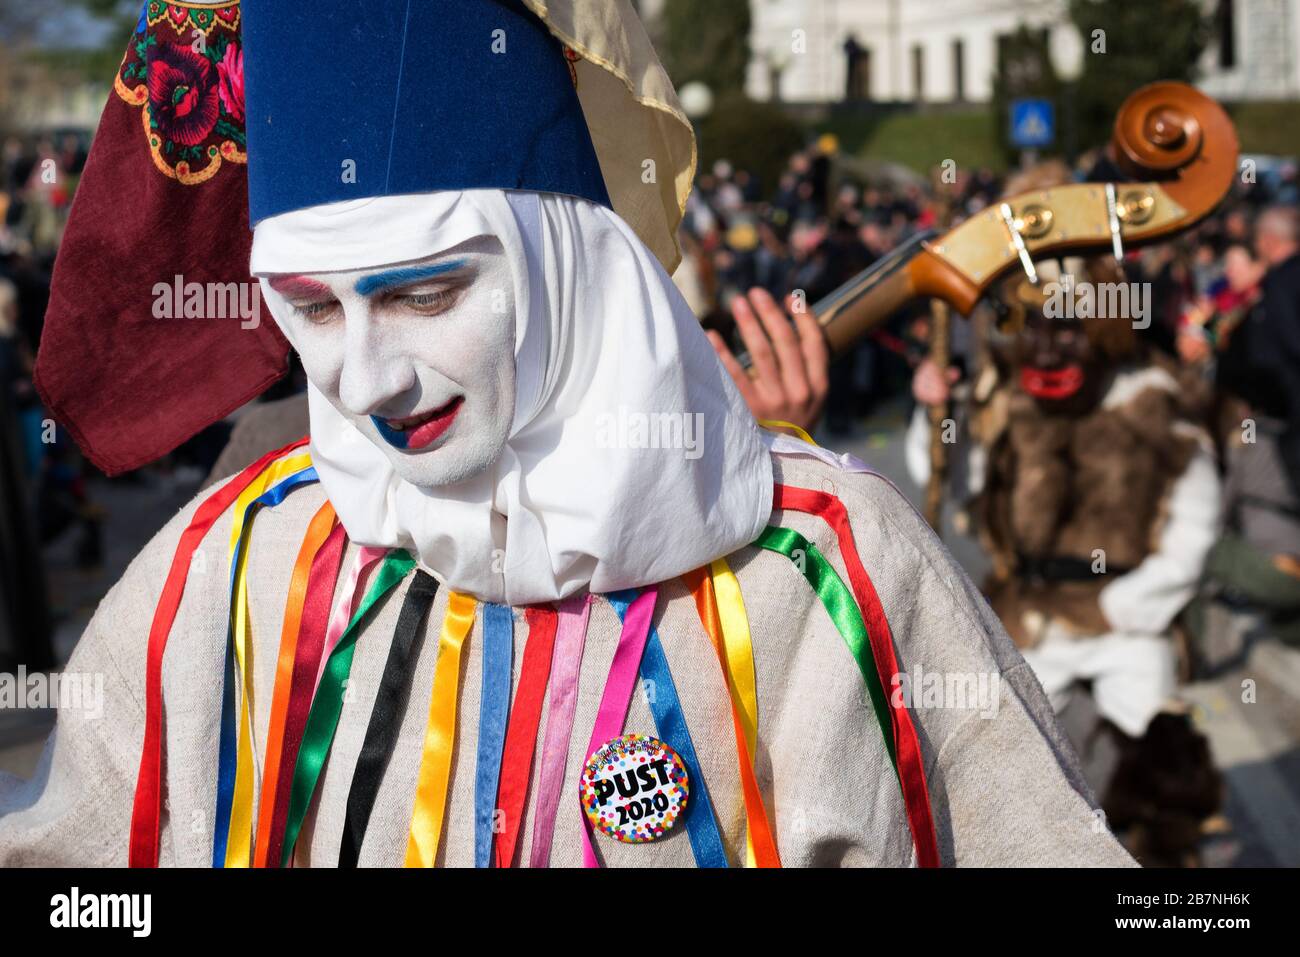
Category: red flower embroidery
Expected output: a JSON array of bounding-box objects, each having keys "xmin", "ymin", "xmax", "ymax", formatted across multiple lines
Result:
[
  {"xmin": 146, "ymin": 42, "xmax": 219, "ymax": 146},
  {"xmin": 217, "ymin": 42, "xmax": 245, "ymax": 124},
  {"xmin": 114, "ymin": 6, "xmax": 246, "ymax": 184}
]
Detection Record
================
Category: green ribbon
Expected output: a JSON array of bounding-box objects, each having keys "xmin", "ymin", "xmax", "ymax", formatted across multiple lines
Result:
[
  {"xmin": 754, "ymin": 526, "xmax": 898, "ymax": 776},
  {"xmin": 281, "ymin": 550, "xmax": 416, "ymax": 866}
]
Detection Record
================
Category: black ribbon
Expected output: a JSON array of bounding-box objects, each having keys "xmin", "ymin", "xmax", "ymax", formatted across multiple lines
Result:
[{"xmin": 339, "ymin": 569, "xmax": 439, "ymax": 867}]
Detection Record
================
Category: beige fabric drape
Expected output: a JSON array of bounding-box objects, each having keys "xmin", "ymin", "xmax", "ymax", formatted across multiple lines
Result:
[{"xmin": 524, "ymin": 0, "xmax": 696, "ymax": 273}]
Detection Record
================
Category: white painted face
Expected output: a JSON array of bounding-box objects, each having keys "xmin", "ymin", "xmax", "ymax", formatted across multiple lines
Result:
[{"xmin": 268, "ymin": 235, "xmax": 516, "ymax": 487}]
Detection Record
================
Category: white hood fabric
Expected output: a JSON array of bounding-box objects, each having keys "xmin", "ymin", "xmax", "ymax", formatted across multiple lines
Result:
[{"xmin": 251, "ymin": 190, "xmax": 773, "ymax": 605}]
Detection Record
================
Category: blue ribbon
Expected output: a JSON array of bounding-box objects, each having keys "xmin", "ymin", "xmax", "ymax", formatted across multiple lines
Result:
[
  {"xmin": 212, "ymin": 467, "xmax": 318, "ymax": 867},
  {"xmin": 474, "ymin": 602, "xmax": 513, "ymax": 867},
  {"xmin": 607, "ymin": 590, "xmax": 729, "ymax": 868}
]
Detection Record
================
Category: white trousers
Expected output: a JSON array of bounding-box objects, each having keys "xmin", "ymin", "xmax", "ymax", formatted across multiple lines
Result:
[{"xmin": 1020, "ymin": 626, "xmax": 1176, "ymax": 738}]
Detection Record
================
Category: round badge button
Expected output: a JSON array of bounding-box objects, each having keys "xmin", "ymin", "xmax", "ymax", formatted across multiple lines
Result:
[{"xmin": 580, "ymin": 733, "xmax": 689, "ymax": 843}]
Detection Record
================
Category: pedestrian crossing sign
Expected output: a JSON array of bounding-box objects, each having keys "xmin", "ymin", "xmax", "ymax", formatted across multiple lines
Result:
[{"xmin": 1010, "ymin": 98, "xmax": 1055, "ymax": 148}]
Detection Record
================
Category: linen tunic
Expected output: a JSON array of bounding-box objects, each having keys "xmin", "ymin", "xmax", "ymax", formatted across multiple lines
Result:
[{"xmin": 0, "ymin": 452, "xmax": 1135, "ymax": 867}]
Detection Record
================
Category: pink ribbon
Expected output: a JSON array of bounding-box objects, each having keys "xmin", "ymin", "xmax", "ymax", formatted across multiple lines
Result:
[
  {"xmin": 313, "ymin": 545, "xmax": 388, "ymax": 695},
  {"xmin": 578, "ymin": 587, "xmax": 658, "ymax": 868},
  {"xmin": 528, "ymin": 593, "xmax": 593, "ymax": 868}
]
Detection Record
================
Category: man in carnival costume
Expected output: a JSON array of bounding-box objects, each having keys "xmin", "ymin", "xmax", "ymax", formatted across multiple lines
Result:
[
  {"xmin": 908, "ymin": 163, "xmax": 1223, "ymax": 866},
  {"xmin": 0, "ymin": 1, "xmax": 1132, "ymax": 867}
]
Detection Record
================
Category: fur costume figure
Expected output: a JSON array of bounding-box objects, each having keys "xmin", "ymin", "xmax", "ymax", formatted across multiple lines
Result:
[
  {"xmin": 906, "ymin": 167, "xmax": 1225, "ymax": 865},
  {"xmin": 974, "ymin": 275, "xmax": 1204, "ymax": 649}
]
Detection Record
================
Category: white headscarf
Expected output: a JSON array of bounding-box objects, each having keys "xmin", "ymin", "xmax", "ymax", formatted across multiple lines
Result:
[{"xmin": 251, "ymin": 189, "xmax": 772, "ymax": 605}]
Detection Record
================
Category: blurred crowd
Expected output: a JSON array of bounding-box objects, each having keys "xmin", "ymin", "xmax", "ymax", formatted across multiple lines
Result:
[
  {"xmin": 674, "ymin": 141, "xmax": 1006, "ymax": 433},
  {"xmin": 675, "ymin": 137, "xmax": 1300, "ymax": 430},
  {"xmin": 0, "ymin": 131, "xmax": 231, "ymax": 672},
  {"xmin": 1, "ymin": 132, "xmax": 88, "ymax": 672}
]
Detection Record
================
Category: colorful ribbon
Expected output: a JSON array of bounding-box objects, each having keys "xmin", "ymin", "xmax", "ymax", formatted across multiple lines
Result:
[
  {"xmin": 608, "ymin": 591, "xmax": 728, "ymax": 868},
  {"xmin": 316, "ymin": 546, "xmax": 390, "ymax": 694},
  {"xmin": 758, "ymin": 418, "xmax": 817, "ymax": 445},
  {"xmin": 273, "ymin": 540, "xmax": 381, "ymax": 867},
  {"xmin": 130, "ymin": 437, "xmax": 309, "ymax": 868},
  {"xmin": 756, "ymin": 526, "xmax": 893, "ymax": 759},
  {"xmin": 256, "ymin": 520, "xmax": 347, "ymax": 868},
  {"xmin": 773, "ymin": 485, "xmax": 939, "ymax": 866},
  {"xmin": 281, "ymin": 550, "xmax": 415, "ymax": 867},
  {"xmin": 252, "ymin": 501, "xmax": 338, "ymax": 867},
  {"xmin": 405, "ymin": 592, "xmax": 477, "ymax": 867},
  {"xmin": 579, "ymin": 588, "xmax": 658, "ymax": 867},
  {"xmin": 214, "ymin": 456, "xmax": 316, "ymax": 867},
  {"xmin": 529, "ymin": 594, "xmax": 592, "ymax": 868},
  {"xmin": 474, "ymin": 603, "xmax": 513, "ymax": 867},
  {"xmin": 339, "ymin": 570, "xmax": 440, "ymax": 867},
  {"xmin": 756, "ymin": 522, "xmax": 939, "ymax": 866},
  {"xmin": 683, "ymin": 562, "xmax": 781, "ymax": 867},
  {"xmin": 494, "ymin": 606, "xmax": 558, "ymax": 867}
]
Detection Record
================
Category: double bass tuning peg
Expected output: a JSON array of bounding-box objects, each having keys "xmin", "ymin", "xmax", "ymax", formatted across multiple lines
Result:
[
  {"xmin": 1116, "ymin": 188, "xmax": 1157, "ymax": 225},
  {"xmin": 1105, "ymin": 183, "xmax": 1124, "ymax": 261},
  {"xmin": 999, "ymin": 202, "xmax": 1040, "ymax": 284},
  {"xmin": 1105, "ymin": 185, "xmax": 1159, "ymax": 262}
]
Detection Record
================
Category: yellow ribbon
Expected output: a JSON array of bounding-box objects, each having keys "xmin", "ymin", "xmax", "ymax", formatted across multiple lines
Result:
[
  {"xmin": 684, "ymin": 558, "xmax": 779, "ymax": 866},
  {"xmin": 711, "ymin": 559, "xmax": 759, "ymax": 757},
  {"xmin": 224, "ymin": 451, "xmax": 313, "ymax": 868},
  {"xmin": 709, "ymin": 558, "xmax": 763, "ymax": 868},
  {"xmin": 758, "ymin": 418, "xmax": 817, "ymax": 446},
  {"xmin": 405, "ymin": 591, "xmax": 477, "ymax": 867}
]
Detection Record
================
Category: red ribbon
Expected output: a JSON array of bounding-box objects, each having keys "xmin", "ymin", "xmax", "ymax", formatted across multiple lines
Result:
[
  {"xmin": 261, "ymin": 520, "xmax": 347, "ymax": 867},
  {"xmin": 773, "ymin": 483, "xmax": 941, "ymax": 868},
  {"xmin": 252, "ymin": 503, "xmax": 337, "ymax": 868},
  {"xmin": 493, "ymin": 606, "xmax": 559, "ymax": 867},
  {"xmin": 129, "ymin": 437, "xmax": 310, "ymax": 868}
]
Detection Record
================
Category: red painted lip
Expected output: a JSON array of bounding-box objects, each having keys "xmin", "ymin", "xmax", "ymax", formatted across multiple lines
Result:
[
  {"xmin": 1020, "ymin": 364, "xmax": 1085, "ymax": 400},
  {"xmin": 387, "ymin": 396, "xmax": 463, "ymax": 449}
]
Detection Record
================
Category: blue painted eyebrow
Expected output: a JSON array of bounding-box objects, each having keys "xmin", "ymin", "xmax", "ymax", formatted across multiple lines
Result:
[{"xmin": 353, "ymin": 259, "xmax": 467, "ymax": 296}]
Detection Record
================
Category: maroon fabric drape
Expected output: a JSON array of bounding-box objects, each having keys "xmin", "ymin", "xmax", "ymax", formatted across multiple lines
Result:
[{"xmin": 34, "ymin": 4, "xmax": 288, "ymax": 475}]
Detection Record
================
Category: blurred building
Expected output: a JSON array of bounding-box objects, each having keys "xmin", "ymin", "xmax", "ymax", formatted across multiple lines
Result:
[
  {"xmin": 0, "ymin": 1, "xmax": 119, "ymax": 135},
  {"xmin": 732, "ymin": 0, "xmax": 1300, "ymax": 104},
  {"xmin": 2, "ymin": 65, "xmax": 106, "ymax": 134}
]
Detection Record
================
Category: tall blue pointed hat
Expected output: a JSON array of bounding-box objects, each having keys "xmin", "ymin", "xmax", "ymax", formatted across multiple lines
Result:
[
  {"xmin": 37, "ymin": 0, "xmax": 694, "ymax": 475},
  {"xmin": 242, "ymin": 0, "xmax": 612, "ymax": 223}
]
